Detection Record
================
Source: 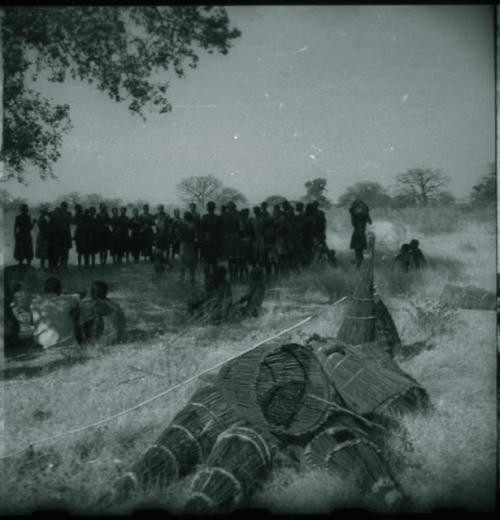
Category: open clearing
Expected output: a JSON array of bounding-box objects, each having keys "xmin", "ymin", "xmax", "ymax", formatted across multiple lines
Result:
[{"xmin": 0, "ymin": 210, "xmax": 496, "ymax": 513}]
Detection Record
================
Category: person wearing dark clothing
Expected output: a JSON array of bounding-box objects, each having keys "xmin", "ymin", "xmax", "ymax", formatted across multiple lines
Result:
[
  {"xmin": 178, "ymin": 211, "xmax": 198, "ymax": 285},
  {"xmin": 81, "ymin": 208, "xmax": 97, "ymax": 268},
  {"xmin": 46, "ymin": 210, "xmax": 61, "ymax": 270},
  {"xmin": 238, "ymin": 208, "xmax": 255, "ymax": 282},
  {"xmin": 260, "ymin": 202, "xmax": 274, "ymax": 279},
  {"xmin": 153, "ymin": 205, "xmax": 171, "ymax": 272},
  {"xmin": 349, "ymin": 199, "xmax": 372, "ymax": 268},
  {"xmin": 395, "ymin": 244, "xmax": 412, "ymax": 272},
  {"xmin": 14, "ymin": 204, "xmax": 35, "ymax": 266},
  {"xmin": 110, "ymin": 207, "xmax": 120, "ymax": 264},
  {"xmin": 116, "ymin": 208, "xmax": 131, "ymax": 264},
  {"xmin": 237, "ymin": 267, "xmax": 265, "ymax": 317},
  {"xmin": 189, "ymin": 202, "xmax": 202, "ymax": 262},
  {"xmin": 252, "ymin": 206, "xmax": 267, "ymax": 271},
  {"xmin": 284, "ymin": 205, "xmax": 299, "ymax": 273},
  {"xmin": 95, "ymin": 204, "xmax": 112, "ymax": 266},
  {"xmin": 73, "ymin": 204, "xmax": 85, "ymax": 268},
  {"xmin": 35, "ymin": 206, "xmax": 50, "ymax": 270},
  {"xmin": 409, "ymin": 239, "xmax": 427, "ymax": 270},
  {"xmin": 56, "ymin": 202, "xmax": 73, "ymax": 268},
  {"xmin": 129, "ymin": 208, "xmax": 143, "ymax": 263},
  {"xmin": 312, "ymin": 200, "xmax": 327, "ymax": 245},
  {"xmin": 221, "ymin": 202, "xmax": 241, "ymax": 283},
  {"xmin": 271, "ymin": 204, "xmax": 289, "ymax": 279},
  {"xmin": 303, "ymin": 203, "xmax": 317, "ymax": 266},
  {"xmin": 170, "ymin": 208, "xmax": 182, "ymax": 261},
  {"xmin": 80, "ymin": 281, "xmax": 126, "ymax": 345},
  {"xmin": 140, "ymin": 205, "xmax": 154, "ymax": 261},
  {"xmin": 200, "ymin": 201, "xmax": 221, "ymax": 285}
]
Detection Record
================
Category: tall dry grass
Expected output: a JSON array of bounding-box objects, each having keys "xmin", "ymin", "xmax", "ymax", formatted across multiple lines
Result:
[{"xmin": 0, "ymin": 203, "xmax": 496, "ymax": 513}]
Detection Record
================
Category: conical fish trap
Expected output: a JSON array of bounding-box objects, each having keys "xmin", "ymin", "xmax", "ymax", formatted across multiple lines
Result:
[
  {"xmin": 373, "ymin": 298, "xmax": 402, "ymax": 357},
  {"xmin": 109, "ymin": 384, "xmax": 241, "ymax": 501},
  {"xmin": 185, "ymin": 425, "xmax": 274, "ymax": 513},
  {"xmin": 217, "ymin": 342, "xmax": 333, "ymax": 438},
  {"xmin": 337, "ymin": 232, "xmax": 376, "ymax": 346},
  {"xmin": 323, "ymin": 345, "xmax": 428, "ymax": 417},
  {"xmin": 304, "ymin": 416, "xmax": 403, "ymax": 509}
]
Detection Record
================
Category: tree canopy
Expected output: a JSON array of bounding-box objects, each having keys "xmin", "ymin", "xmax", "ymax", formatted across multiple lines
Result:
[
  {"xmin": 337, "ymin": 181, "xmax": 392, "ymax": 208},
  {"xmin": 395, "ymin": 168, "xmax": 449, "ymax": 207},
  {"xmin": 302, "ymin": 177, "xmax": 331, "ymax": 209},
  {"xmin": 213, "ymin": 187, "xmax": 248, "ymax": 208},
  {"xmin": 2, "ymin": 6, "xmax": 241, "ymax": 181},
  {"xmin": 469, "ymin": 165, "xmax": 496, "ymax": 207},
  {"xmin": 176, "ymin": 175, "xmax": 247, "ymax": 209}
]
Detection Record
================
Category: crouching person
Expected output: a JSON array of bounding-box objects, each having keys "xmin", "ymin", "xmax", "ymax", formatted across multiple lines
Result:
[
  {"xmin": 80, "ymin": 281, "xmax": 126, "ymax": 346},
  {"xmin": 30, "ymin": 277, "xmax": 82, "ymax": 349}
]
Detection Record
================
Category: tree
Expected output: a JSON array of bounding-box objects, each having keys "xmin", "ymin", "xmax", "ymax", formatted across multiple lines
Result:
[
  {"xmin": 213, "ymin": 187, "xmax": 248, "ymax": 208},
  {"xmin": 337, "ymin": 181, "xmax": 392, "ymax": 208},
  {"xmin": 395, "ymin": 168, "xmax": 449, "ymax": 207},
  {"xmin": 0, "ymin": 188, "xmax": 27, "ymax": 211},
  {"xmin": 2, "ymin": 6, "xmax": 241, "ymax": 182},
  {"xmin": 469, "ymin": 165, "xmax": 496, "ymax": 207},
  {"xmin": 177, "ymin": 175, "xmax": 223, "ymax": 209},
  {"xmin": 302, "ymin": 178, "xmax": 331, "ymax": 209},
  {"xmin": 263, "ymin": 195, "xmax": 287, "ymax": 208}
]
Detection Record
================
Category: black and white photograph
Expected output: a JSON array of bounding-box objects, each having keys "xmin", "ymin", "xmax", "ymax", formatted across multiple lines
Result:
[{"xmin": 0, "ymin": 4, "xmax": 497, "ymax": 514}]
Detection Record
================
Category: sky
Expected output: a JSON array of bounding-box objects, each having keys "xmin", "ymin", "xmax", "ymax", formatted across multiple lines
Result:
[{"xmin": 6, "ymin": 5, "xmax": 496, "ymax": 206}]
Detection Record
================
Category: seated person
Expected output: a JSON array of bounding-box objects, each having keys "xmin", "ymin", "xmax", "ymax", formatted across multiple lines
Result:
[
  {"xmin": 237, "ymin": 267, "xmax": 266, "ymax": 317},
  {"xmin": 4, "ymin": 280, "xmax": 20, "ymax": 349},
  {"xmin": 30, "ymin": 277, "xmax": 82, "ymax": 349},
  {"xmin": 394, "ymin": 244, "xmax": 411, "ymax": 272},
  {"xmin": 409, "ymin": 239, "xmax": 427, "ymax": 269},
  {"xmin": 79, "ymin": 281, "xmax": 126, "ymax": 345}
]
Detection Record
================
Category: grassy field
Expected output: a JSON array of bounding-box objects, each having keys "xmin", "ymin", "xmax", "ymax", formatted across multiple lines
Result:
[{"xmin": 0, "ymin": 207, "xmax": 497, "ymax": 513}]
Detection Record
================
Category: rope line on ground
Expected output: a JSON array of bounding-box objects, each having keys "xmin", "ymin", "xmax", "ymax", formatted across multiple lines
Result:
[{"xmin": 0, "ymin": 297, "xmax": 349, "ymax": 461}]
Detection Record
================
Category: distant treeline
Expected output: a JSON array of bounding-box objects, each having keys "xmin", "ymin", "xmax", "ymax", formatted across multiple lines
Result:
[{"xmin": 1, "ymin": 165, "xmax": 495, "ymax": 213}]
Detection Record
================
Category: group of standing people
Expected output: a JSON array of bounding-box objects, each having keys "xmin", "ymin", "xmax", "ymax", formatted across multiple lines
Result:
[{"xmin": 13, "ymin": 199, "xmax": 335, "ymax": 285}]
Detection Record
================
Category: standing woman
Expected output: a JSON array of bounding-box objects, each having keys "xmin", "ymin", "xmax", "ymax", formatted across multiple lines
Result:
[
  {"xmin": 57, "ymin": 202, "xmax": 73, "ymax": 268},
  {"xmin": 73, "ymin": 204, "xmax": 85, "ymax": 268},
  {"xmin": 129, "ymin": 208, "xmax": 143, "ymax": 263},
  {"xmin": 95, "ymin": 204, "xmax": 111, "ymax": 266},
  {"xmin": 222, "ymin": 202, "xmax": 241, "ymax": 283},
  {"xmin": 110, "ymin": 207, "xmax": 120, "ymax": 265},
  {"xmin": 81, "ymin": 207, "xmax": 98, "ymax": 268},
  {"xmin": 349, "ymin": 198, "xmax": 372, "ymax": 268},
  {"xmin": 170, "ymin": 208, "xmax": 182, "ymax": 262},
  {"xmin": 140, "ymin": 204, "xmax": 154, "ymax": 262},
  {"xmin": 178, "ymin": 211, "xmax": 198, "ymax": 285},
  {"xmin": 35, "ymin": 206, "xmax": 50, "ymax": 270},
  {"xmin": 238, "ymin": 208, "xmax": 255, "ymax": 282},
  {"xmin": 14, "ymin": 204, "xmax": 36, "ymax": 266},
  {"xmin": 117, "ymin": 207, "xmax": 130, "ymax": 264}
]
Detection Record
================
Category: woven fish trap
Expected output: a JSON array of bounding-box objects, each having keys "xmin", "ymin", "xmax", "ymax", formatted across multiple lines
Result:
[
  {"xmin": 373, "ymin": 298, "xmax": 402, "ymax": 357},
  {"xmin": 439, "ymin": 284, "xmax": 496, "ymax": 311},
  {"xmin": 184, "ymin": 424, "xmax": 274, "ymax": 514},
  {"xmin": 109, "ymin": 384, "xmax": 241, "ymax": 502},
  {"xmin": 337, "ymin": 232, "xmax": 376, "ymax": 346},
  {"xmin": 323, "ymin": 346, "xmax": 428, "ymax": 417},
  {"xmin": 304, "ymin": 420, "xmax": 402, "ymax": 508},
  {"xmin": 217, "ymin": 341, "xmax": 333, "ymax": 438}
]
